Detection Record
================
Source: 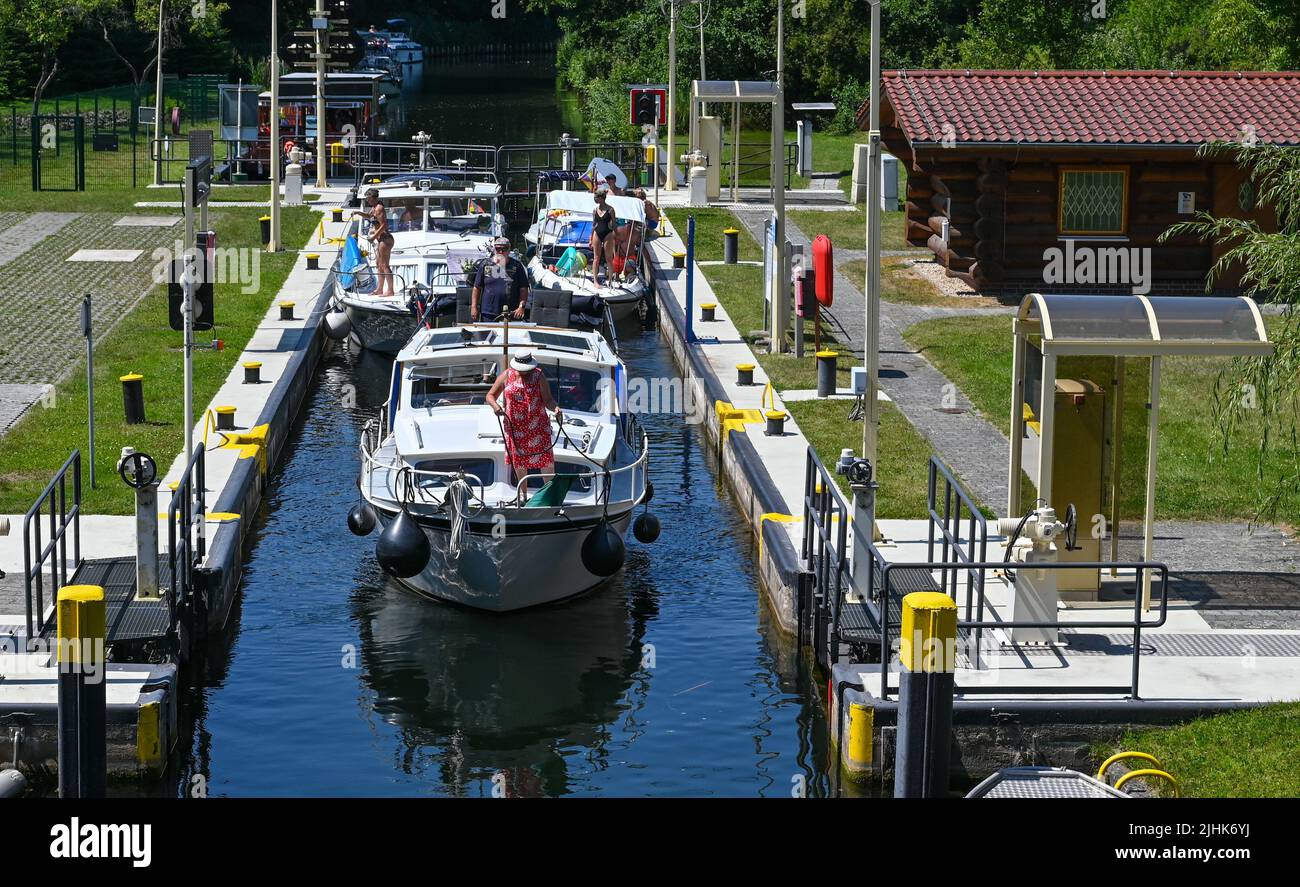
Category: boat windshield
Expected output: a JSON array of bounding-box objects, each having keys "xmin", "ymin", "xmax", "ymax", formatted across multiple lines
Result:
[
  {"xmin": 376, "ymin": 196, "xmax": 496, "ymax": 234},
  {"xmin": 408, "ymin": 360, "xmax": 605, "ymax": 413},
  {"xmin": 412, "ymin": 457, "xmax": 495, "ymax": 488}
]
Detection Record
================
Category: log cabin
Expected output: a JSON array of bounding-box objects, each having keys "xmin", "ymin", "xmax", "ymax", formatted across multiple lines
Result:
[{"xmin": 858, "ymin": 70, "xmax": 1300, "ymax": 297}]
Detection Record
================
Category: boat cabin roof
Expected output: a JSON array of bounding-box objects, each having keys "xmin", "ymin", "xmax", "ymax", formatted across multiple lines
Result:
[
  {"xmin": 397, "ymin": 323, "xmax": 616, "ymax": 367},
  {"xmin": 543, "ymin": 189, "xmax": 645, "ymax": 224}
]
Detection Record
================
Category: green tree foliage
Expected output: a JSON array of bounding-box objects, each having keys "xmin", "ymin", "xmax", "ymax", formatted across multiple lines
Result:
[
  {"xmin": 0, "ymin": 0, "xmax": 116, "ymax": 110},
  {"xmin": 1162, "ymin": 143, "xmax": 1300, "ymax": 518}
]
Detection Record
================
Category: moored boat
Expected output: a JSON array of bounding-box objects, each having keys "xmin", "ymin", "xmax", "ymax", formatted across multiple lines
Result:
[{"xmin": 354, "ymin": 321, "xmax": 654, "ymax": 611}]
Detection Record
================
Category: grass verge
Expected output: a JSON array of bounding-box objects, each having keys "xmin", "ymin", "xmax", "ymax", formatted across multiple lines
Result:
[
  {"xmin": 665, "ymin": 207, "xmax": 934, "ymax": 518},
  {"xmin": 1102, "ymin": 704, "xmax": 1300, "ymax": 797},
  {"xmin": 788, "ymin": 207, "xmax": 908, "ymax": 253},
  {"xmin": 0, "ymin": 205, "xmax": 320, "ymax": 515}
]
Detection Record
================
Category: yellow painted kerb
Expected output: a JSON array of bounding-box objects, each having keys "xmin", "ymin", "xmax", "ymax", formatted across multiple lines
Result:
[
  {"xmin": 715, "ymin": 400, "xmax": 763, "ymax": 440},
  {"xmin": 56, "ymin": 585, "xmax": 105, "ymax": 664},
  {"xmin": 899, "ymin": 591, "xmax": 957, "ymax": 673}
]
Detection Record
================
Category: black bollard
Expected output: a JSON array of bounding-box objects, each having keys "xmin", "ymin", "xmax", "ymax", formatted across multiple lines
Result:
[
  {"xmin": 700, "ymin": 302, "xmax": 716, "ymax": 322},
  {"xmin": 215, "ymin": 406, "xmax": 235, "ymax": 430},
  {"xmin": 894, "ymin": 592, "xmax": 957, "ymax": 798},
  {"xmin": 243, "ymin": 361, "xmax": 262, "ymax": 384},
  {"xmin": 816, "ymin": 350, "xmax": 838, "ymax": 398},
  {"xmin": 120, "ymin": 373, "xmax": 145, "ymax": 424},
  {"xmin": 723, "ymin": 228, "xmax": 739, "ymax": 265},
  {"xmin": 259, "ymin": 215, "xmax": 271, "ymax": 247},
  {"xmin": 736, "ymin": 363, "xmax": 755, "ymax": 386},
  {"xmin": 306, "ymin": 253, "xmax": 320, "ymax": 271},
  {"xmin": 764, "ymin": 410, "xmax": 787, "ymax": 436}
]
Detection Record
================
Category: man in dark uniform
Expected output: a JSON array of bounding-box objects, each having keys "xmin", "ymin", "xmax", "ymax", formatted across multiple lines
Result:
[{"xmin": 471, "ymin": 236, "xmax": 530, "ymax": 321}]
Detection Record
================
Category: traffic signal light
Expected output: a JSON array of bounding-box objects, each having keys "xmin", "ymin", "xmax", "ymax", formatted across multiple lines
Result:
[
  {"xmin": 629, "ymin": 87, "xmax": 667, "ymax": 126},
  {"xmin": 635, "ymin": 91, "xmax": 657, "ymax": 126}
]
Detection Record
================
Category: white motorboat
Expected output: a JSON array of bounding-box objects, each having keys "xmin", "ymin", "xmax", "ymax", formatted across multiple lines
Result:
[
  {"xmin": 524, "ymin": 188, "xmax": 649, "ymax": 324},
  {"xmin": 334, "ymin": 176, "xmax": 506, "ymax": 353},
  {"xmin": 374, "ymin": 19, "xmax": 424, "ymax": 64},
  {"xmin": 354, "ymin": 321, "xmax": 654, "ymax": 611}
]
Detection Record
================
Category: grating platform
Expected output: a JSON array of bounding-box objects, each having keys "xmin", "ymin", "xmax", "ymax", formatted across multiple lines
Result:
[
  {"xmin": 838, "ymin": 564, "xmax": 969, "ymax": 648},
  {"xmin": 35, "ymin": 556, "xmax": 174, "ymax": 647},
  {"xmin": 966, "ymin": 767, "xmax": 1128, "ymax": 798}
]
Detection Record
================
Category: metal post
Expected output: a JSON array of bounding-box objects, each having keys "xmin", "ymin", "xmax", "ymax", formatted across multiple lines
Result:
[
  {"xmin": 56, "ymin": 584, "xmax": 106, "ymax": 798},
  {"xmin": 1007, "ymin": 321, "xmax": 1025, "ymax": 516},
  {"xmin": 1037, "ymin": 352, "xmax": 1057, "ymax": 505},
  {"xmin": 183, "ymin": 166, "xmax": 196, "ymax": 469},
  {"xmin": 269, "ymin": 0, "xmax": 282, "ymax": 251},
  {"xmin": 1141, "ymin": 356, "xmax": 1161, "ymax": 610},
  {"xmin": 862, "ymin": 0, "xmax": 882, "ymax": 467},
  {"xmin": 771, "ymin": 86, "xmax": 786, "ymax": 353},
  {"xmin": 82, "ymin": 295, "xmax": 95, "ymax": 488},
  {"xmin": 314, "ymin": 0, "xmax": 328, "ymax": 189},
  {"xmin": 1109, "ymin": 356, "xmax": 1125, "ymax": 575},
  {"xmin": 894, "ymin": 591, "xmax": 956, "ymax": 798},
  {"xmin": 152, "ymin": 0, "xmax": 165, "ymax": 186},
  {"xmin": 685, "ymin": 214, "xmax": 697, "ymax": 343},
  {"xmin": 665, "ymin": 0, "xmax": 677, "ymax": 191},
  {"xmin": 136, "ymin": 484, "xmax": 160, "ymax": 600}
]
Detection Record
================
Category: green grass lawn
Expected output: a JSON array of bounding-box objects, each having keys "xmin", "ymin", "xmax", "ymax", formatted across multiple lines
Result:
[
  {"xmin": 1104, "ymin": 704, "xmax": 1300, "ymax": 797},
  {"xmin": 211, "ymin": 185, "xmax": 322, "ymax": 203},
  {"xmin": 903, "ymin": 315, "xmax": 1300, "ymax": 521},
  {"xmin": 665, "ymin": 207, "xmax": 935, "ymax": 517},
  {"xmin": 788, "ymin": 208, "xmax": 908, "ymax": 253},
  {"xmin": 0, "ymin": 205, "xmax": 320, "ymax": 516}
]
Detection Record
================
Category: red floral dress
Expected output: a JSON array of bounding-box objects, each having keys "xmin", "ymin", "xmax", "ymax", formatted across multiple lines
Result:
[{"xmin": 502, "ymin": 368, "xmax": 554, "ymax": 473}]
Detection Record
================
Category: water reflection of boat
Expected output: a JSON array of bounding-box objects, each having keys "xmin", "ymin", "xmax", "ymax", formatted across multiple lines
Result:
[{"xmin": 353, "ymin": 569, "xmax": 657, "ymax": 795}]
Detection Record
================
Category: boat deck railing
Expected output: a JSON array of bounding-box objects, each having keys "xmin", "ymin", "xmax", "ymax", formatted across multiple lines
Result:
[{"xmin": 360, "ymin": 419, "xmax": 648, "ymax": 512}]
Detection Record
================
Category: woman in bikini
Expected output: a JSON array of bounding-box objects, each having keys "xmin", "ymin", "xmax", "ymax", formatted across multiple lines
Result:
[
  {"xmin": 589, "ymin": 187, "xmax": 617, "ymax": 281},
  {"xmin": 355, "ymin": 188, "xmax": 395, "ymax": 296}
]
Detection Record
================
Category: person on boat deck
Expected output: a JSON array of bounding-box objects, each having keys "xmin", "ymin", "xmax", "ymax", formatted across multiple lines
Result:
[
  {"xmin": 486, "ymin": 352, "xmax": 561, "ymax": 494},
  {"xmin": 590, "ymin": 187, "xmax": 618, "ymax": 280},
  {"xmin": 603, "ymin": 173, "xmax": 624, "ymax": 197},
  {"xmin": 636, "ymin": 188, "xmax": 660, "ymax": 233},
  {"xmin": 353, "ymin": 188, "xmax": 395, "ymax": 296},
  {"xmin": 472, "ymin": 236, "xmax": 530, "ymax": 321}
]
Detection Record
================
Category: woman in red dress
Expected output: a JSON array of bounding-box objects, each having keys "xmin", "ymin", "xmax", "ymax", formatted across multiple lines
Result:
[{"xmin": 486, "ymin": 352, "xmax": 562, "ymax": 495}]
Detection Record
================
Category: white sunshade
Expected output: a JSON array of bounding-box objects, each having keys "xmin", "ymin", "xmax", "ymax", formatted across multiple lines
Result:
[{"xmin": 543, "ymin": 189, "xmax": 645, "ymax": 224}]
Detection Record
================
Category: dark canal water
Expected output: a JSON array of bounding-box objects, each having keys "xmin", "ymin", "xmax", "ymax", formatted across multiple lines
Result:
[{"xmin": 181, "ymin": 60, "xmax": 833, "ymax": 797}]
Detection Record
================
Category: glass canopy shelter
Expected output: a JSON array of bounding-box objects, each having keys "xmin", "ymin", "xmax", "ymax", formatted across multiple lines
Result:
[{"xmin": 1009, "ymin": 294, "xmax": 1273, "ymax": 607}]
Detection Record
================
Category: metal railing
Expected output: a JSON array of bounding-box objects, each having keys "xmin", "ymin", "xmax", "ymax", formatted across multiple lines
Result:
[
  {"xmin": 349, "ymin": 141, "xmax": 497, "ymax": 187},
  {"xmin": 495, "ymin": 141, "xmax": 647, "ymax": 200},
  {"xmin": 166, "ymin": 444, "xmax": 206, "ymax": 647},
  {"xmin": 723, "ymin": 137, "xmax": 798, "ymax": 190},
  {"xmin": 800, "ymin": 445, "xmax": 1172, "ymax": 699},
  {"xmin": 799, "ymin": 446, "xmax": 850, "ymax": 669},
  {"xmin": 870, "ymin": 555, "xmax": 1170, "ymax": 700},
  {"xmin": 925, "ymin": 455, "xmax": 989, "ymax": 651},
  {"xmin": 21, "ymin": 451, "xmax": 83, "ymax": 643}
]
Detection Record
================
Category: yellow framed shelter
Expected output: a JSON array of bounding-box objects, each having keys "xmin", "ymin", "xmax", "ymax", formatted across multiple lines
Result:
[{"xmin": 1009, "ymin": 294, "xmax": 1273, "ymax": 608}]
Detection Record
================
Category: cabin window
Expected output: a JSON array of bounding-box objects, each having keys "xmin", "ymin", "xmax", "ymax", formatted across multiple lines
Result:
[
  {"xmin": 413, "ymin": 458, "xmax": 495, "ymax": 488},
  {"xmin": 1058, "ymin": 168, "xmax": 1129, "ymax": 236}
]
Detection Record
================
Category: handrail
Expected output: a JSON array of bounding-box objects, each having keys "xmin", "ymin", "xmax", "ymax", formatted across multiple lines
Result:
[
  {"xmin": 21, "ymin": 450, "xmax": 82, "ymax": 643},
  {"xmin": 872, "ymin": 556, "xmax": 1170, "ymax": 700},
  {"xmin": 166, "ymin": 443, "xmax": 206, "ymax": 647},
  {"xmin": 926, "ymin": 455, "xmax": 990, "ymax": 657},
  {"xmin": 800, "ymin": 445, "xmax": 850, "ymax": 668}
]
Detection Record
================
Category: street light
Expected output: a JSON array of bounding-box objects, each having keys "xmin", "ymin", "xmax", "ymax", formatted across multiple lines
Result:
[
  {"xmin": 863, "ymin": 0, "xmax": 882, "ymax": 470},
  {"xmin": 269, "ymin": 0, "xmax": 281, "ymax": 251}
]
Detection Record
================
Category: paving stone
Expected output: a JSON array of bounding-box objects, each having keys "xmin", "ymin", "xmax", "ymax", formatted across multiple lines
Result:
[{"xmin": 0, "ymin": 212, "xmax": 80, "ymax": 267}]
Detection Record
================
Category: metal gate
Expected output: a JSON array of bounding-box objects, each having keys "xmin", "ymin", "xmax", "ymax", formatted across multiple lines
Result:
[{"xmin": 30, "ymin": 114, "xmax": 85, "ymax": 191}]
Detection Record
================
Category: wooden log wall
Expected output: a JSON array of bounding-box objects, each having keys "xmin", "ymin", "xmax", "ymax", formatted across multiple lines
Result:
[{"xmin": 899, "ymin": 148, "xmax": 1219, "ymax": 292}]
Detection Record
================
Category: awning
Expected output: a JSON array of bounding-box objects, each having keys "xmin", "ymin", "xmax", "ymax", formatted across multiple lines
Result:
[{"xmin": 543, "ymin": 189, "xmax": 645, "ymax": 224}]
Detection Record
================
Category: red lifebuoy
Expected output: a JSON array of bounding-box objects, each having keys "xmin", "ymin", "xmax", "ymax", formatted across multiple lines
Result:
[
  {"xmin": 171, "ymin": 106, "xmax": 181, "ymax": 136},
  {"xmin": 813, "ymin": 234, "xmax": 834, "ymax": 307}
]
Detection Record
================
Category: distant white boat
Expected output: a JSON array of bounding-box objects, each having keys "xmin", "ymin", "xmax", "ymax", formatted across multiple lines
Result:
[
  {"xmin": 524, "ymin": 188, "xmax": 648, "ymax": 324},
  {"xmin": 334, "ymin": 176, "xmax": 506, "ymax": 354}
]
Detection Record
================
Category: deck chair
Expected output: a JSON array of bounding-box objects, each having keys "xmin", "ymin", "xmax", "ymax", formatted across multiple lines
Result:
[
  {"xmin": 525, "ymin": 474, "xmax": 577, "ymax": 508},
  {"xmin": 455, "ymin": 285, "xmax": 475, "ymax": 325},
  {"xmin": 529, "ymin": 288, "xmax": 573, "ymax": 328}
]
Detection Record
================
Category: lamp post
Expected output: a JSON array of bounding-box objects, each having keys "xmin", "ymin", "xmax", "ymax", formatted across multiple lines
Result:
[
  {"xmin": 314, "ymin": 0, "xmax": 328, "ymax": 189},
  {"xmin": 269, "ymin": 0, "xmax": 281, "ymax": 252},
  {"xmin": 862, "ymin": 0, "xmax": 882, "ymax": 469},
  {"xmin": 151, "ymin": 0, "xmax": 165, "ymax": 187},
  {"xmin": 664, "ymin": 0, "xmax": 678, "ymax": 191}
]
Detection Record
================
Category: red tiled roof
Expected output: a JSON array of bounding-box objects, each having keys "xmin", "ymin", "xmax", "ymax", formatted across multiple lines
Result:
[{"xmin": 862, "ymin": 70, "xmax": 1300, "ymax": 146}]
